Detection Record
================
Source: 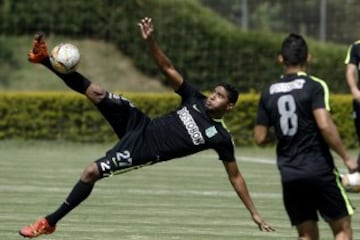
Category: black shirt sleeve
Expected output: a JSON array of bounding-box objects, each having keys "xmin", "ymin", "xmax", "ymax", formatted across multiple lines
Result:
[
  {"xmin": 347, "ymin": 43, "xmax": 360, "ymax": 65},
  {"xmin": 256, "ymin": 92, "xmax": 272, "ymax": 126},
  {"xmin": 215, "ymin": 138, "xmax": 236, "ymax": 162},
  {"xmin": 175, "ymin": 80, "xmax": 203, "ymax": 103}
]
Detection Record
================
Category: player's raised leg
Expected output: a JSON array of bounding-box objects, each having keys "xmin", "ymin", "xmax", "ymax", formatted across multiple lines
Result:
[{"xmin": 28, "ymin": 32, "xmax": 105, "ymax": 103}]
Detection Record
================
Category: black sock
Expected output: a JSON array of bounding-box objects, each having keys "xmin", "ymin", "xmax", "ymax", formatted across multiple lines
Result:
[
  {"xmin": 41, "ymin": 58, "xmax": 91, "ymax": 94},
  {"xmin": 45, "ymin": 180, "xmax": 94, "ymax": 226}
]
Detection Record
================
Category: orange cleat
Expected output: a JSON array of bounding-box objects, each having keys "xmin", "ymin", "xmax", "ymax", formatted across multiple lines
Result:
[
  {"xmin": 28, "ymin": 32, "xmax": 49, "ymax": 63},
  {"xmin": 19, "ymin": 218, "xmax": 56, "ymax": 238}
]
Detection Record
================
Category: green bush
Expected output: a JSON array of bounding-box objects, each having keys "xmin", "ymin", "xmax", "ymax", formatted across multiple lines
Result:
[
  {"xmin": 0, "ymin": 0, "xmax": 350, "ymax": 93},
  {"xmin": 0, "ymin": 92, "xmax": 357, "ymax": 148},
  {"xmin": 330, "ymin": 94, "xmax": 357, "ymax": 148},
  {"xmin": 0, "ymin": 38, "xmax": 17, "ymax": 86}
]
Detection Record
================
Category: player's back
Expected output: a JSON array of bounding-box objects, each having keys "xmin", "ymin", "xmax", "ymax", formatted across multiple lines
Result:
[{"xmin": 260, "ymin": 72, "xmax": 334, "ymax": 181}]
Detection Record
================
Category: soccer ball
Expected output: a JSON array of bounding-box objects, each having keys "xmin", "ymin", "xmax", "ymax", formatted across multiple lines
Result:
[
  {"xmin": 342, "ymin": 172, "xmax": 360, "ymax": 193},
  {"xmin": 50, "ymin": 43, "xmax": 80, "ymax": 74}
]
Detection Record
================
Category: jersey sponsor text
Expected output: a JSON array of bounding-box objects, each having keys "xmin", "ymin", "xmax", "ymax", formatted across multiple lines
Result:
[
  {"xmin": 270, "ymin": 79, "xmax": 305, "ymax": 94},
  {"xmin": 177, "ymin": 107, "xmax": 205, "ymax": 145}
]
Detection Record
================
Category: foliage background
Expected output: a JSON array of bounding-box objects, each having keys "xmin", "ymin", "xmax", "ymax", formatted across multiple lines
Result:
[
  {"xmin": 0, "ymin": 0, "xmax": 355, "ymax": 93},
  {"xmin": 0, "ymin": 0, "xmax": 358, "ymax": 146},
  {"xmin": 0, "ymin": 93, "xmax": 356, "ymax": 147}
]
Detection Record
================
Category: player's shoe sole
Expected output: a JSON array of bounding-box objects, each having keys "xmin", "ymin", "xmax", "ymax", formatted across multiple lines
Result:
[
  {"xmin": 28, "ymin": 32, "xmax": 49, "ymax": 63},
  {"xmin": 19, "ymin": 218, "xmax": 56, "ymax": 238}
]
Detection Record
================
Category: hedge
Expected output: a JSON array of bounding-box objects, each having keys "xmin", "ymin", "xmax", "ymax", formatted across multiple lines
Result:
[
  {"xmin": 0, "ymin": 92, "xmax": 357, "ymax": 148},
  {"xmin": 0, "ymin": 0, "xmax": 350, "ymax": 93}
]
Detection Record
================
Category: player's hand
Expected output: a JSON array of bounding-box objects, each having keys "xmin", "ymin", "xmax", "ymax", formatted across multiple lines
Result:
[
  {"xmin": 138, "ymin": 17, "xmax": 154, "ymax": 40},
  {"xmin": 252, "ymin": 213, "xmax": 275, "ymax": 232},
  {"xmin": 344, "ymin": 156, "xmax": 358, "ymax": 173},
  {"xmin": 352, "ymin": 88, "xmax": 360, "ymax": 104}
]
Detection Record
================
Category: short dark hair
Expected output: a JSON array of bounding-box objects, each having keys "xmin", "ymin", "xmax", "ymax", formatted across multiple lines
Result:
[
  {"xmin": 216, "ymin": 82, "xmax": 239, "ymax": 104},
  {"xmin": 281, "ymin": 33, "xmax": 308, "ymax": 66}
]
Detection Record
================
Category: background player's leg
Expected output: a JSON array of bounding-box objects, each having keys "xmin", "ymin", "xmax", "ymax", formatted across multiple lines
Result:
[
  {"xmin": 353, "ymin": 100, "xmax": 360, "ymax": 166},
  {"xmin": 328, "ymin": 216, "xmax": 352, "ymax": 240},
  {"xmin": 296, "ymin": 220, "xmax": 319, "ymax": 240}
]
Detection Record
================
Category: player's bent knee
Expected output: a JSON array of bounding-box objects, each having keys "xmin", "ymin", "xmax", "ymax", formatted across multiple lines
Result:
[
  {"xmin": 85, "ymin": 84, "xmax": 106, "ymax": 104},
  {"xmin": 80, "ymin": 162, "xmax": 100, "ymax": 183}
]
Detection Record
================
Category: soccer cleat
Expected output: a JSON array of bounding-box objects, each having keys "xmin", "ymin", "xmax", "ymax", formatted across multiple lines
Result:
[
  {"xmin": 28, "ymin": 32, "xmax": 49, "ymax": 63},
  {"xmin": 19, "ymin": 218, "xmax": 56, "ymax": 238}
]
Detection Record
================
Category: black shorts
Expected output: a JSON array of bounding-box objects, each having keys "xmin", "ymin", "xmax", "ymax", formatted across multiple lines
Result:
[
  {"xmin": 93, "ymin": 92, "xmax": 158, "ymax": 178},
  {"xmin": 282, "ymin": 170, "xmax": 354, "ymax": 226},
  {"xmin": 95, "ymin": 92, "xmax": 149, "ymax": 139}
]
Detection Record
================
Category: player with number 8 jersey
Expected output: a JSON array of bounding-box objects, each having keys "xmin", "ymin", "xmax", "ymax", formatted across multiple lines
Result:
[
  {"xmin": 254, "ymin": 33, "xmax": 357, "ymax": 239},
  {"xmin": 257, "ymin": 72, "xmax": 332, "ymax": 181}
]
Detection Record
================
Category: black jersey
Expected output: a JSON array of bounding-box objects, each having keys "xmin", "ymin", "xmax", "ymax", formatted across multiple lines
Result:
[
  {"xmin": 104, "ymin": 80, "xmax": 235, "ymax": 174},
  {"xmin": 256, "ymin": 72, "xmax": 334, "ymax": 182},
  {"xmin": 345, "ymin": 40, "xmax": 360, "ymax": 88},
  {"xmin": 147, "ymin": 81, "xmax": 235, "ymax": 162}
]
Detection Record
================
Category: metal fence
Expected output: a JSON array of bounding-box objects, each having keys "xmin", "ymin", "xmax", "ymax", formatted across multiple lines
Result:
[{"xmin": 201, "ymin": 0, "xmax": 360, "ymax": 45}]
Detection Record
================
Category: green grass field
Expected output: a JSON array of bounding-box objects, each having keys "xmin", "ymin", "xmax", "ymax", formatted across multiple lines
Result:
[{"xmin": 1, "ymin": 140, "xmax": 359, "ymax": 240}]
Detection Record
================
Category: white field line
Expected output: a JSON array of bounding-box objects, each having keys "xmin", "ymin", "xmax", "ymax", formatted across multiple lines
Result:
[
  {"xmin": 193, "ymin": 153, "xmax": 276, "ymax": 164},
  {"xmin": 0, "ymin": 184, "xmax": 281, "ymax": 199},
  {"xmin": 3, "ymin": 182, "xmax": 360, "ymax": 200},
  {"xmin": 3, "ymin": 155, "xmax": 359, "ymax": 200},
  {"xmin": 236, "ymin": 155, "xmax": 275, "ymax": 165}
]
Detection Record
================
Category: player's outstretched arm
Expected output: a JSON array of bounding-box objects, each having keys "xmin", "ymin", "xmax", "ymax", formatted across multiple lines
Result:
[
  {"xmin": 138, "ymin": 17, "xmax": 183, "ymax": 91},
  {"xmin": 346, "ymin": 63, "xmax": 360, "ymax": 101},
  {"xmin": 222, "ymin": 161, "xmax": 275, "ymax": 232},
  {"xmin": 254, "ymin": 125, "xmax": 268, "ymax": 145},
  {"xmin": 313, "ymin": 108, "xmax": 358, "ymax": 172}
]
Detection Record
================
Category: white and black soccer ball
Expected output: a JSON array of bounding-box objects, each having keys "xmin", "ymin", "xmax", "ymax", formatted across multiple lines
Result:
[
  {"xmin": 50, "ymin": 43, "xmax": 80, "ymax": 74},
  {"xmin": 342, "ymin": 172, "xmax": 360, "ymax": 193}
]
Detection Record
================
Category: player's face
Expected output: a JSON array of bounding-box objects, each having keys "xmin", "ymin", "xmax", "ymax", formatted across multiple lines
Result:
[{"xmin": 205, "ymin": 86, "xmax": 233, "ymax": 114}]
